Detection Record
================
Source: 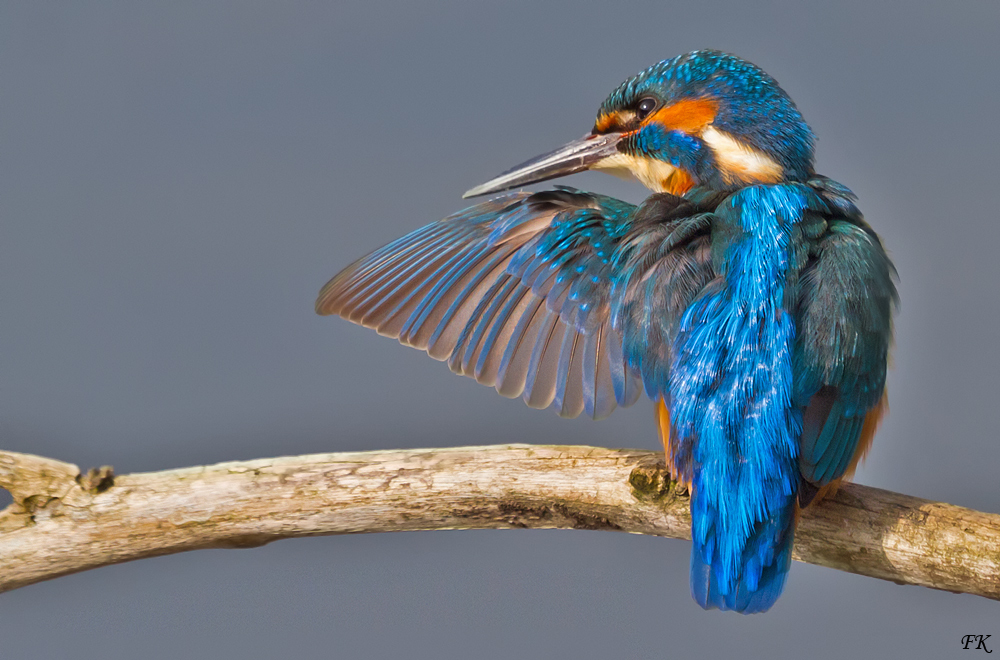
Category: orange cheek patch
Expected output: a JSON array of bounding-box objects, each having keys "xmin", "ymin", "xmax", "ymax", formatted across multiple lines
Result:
[{"xmin": 646, "ymin": 97, "xmax": 719, "ymax": 133}]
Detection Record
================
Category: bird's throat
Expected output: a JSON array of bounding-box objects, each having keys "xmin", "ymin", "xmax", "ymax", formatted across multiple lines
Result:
[{"xmin": 592, "ymin": 153, "xmax": 694, "ymax": 195}]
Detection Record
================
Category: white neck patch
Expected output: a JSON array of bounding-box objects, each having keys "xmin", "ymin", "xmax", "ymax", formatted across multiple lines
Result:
[{"xmin": 701, "ymin": 126, "xmax": 783, "ymax": 184}]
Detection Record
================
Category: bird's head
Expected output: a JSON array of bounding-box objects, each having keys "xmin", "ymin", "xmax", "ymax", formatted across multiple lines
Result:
[{"xmin": 465, "ymin": 50, "xmax": 815, "ymax": 198}]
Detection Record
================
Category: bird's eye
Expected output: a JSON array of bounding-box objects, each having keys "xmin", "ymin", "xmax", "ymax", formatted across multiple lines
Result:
[{"xmin": 636, "ymin": 98, "xmax": 657, "ymax": 119}]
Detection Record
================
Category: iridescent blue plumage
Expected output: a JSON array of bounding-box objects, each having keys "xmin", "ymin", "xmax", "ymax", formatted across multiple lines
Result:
[
  {"xmin": 675, "ymin": 185, "xmax": 806, "ymax": 612},
  {"xmin": 317, "ymin": 50, "xmax": 897, "ymax": 613}
]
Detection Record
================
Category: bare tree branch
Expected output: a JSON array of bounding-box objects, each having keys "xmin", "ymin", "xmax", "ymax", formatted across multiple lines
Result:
[{"xmin": 0, "ymin": 445, "xmax": 997, "ymax": 600}]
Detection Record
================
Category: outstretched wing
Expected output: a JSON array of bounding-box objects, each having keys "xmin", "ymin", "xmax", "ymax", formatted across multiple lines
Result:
[
  {"xmin": 316, "ymin": 188, "xmax": 645, "ymax": 419},
  {"xmin": 794, "ymin": 178, "xmax": 898, "ymax": 503}
]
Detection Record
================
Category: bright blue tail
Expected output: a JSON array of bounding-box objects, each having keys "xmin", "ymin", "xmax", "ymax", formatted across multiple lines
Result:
[{"xmin": 689, "ymin": 489, "xmax": 796, "ymax": 614}]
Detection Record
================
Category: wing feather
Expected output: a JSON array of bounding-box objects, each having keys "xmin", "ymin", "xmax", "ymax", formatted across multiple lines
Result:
[
  {"xmin": 523, "ymin": 308, "xmax": 565, "ymax": 410},
  {"xmin": 318, "ymin": 189, "xmax": 648, "ymax": 419},
  {"xmin": 555, "ymin": 328, "xmax": 586, "ymax": 418},
  {"xmin": 319, "ymin": 188, "xmax": 721, "ymax": 421},
  {"xmin": 496, "ymin": 294, "xmax": 548, "ymax": 398}
]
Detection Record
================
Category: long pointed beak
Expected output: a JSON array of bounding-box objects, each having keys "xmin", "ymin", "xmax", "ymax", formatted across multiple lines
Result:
[{"xmin": 463, "ymin": 132, "xmax": 624, "ymax": 198}]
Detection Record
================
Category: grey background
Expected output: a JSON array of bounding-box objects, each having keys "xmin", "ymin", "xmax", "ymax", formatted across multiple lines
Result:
[{"xmin": 2, "ymin": 1, "xmax": 999, "ymax": 658}]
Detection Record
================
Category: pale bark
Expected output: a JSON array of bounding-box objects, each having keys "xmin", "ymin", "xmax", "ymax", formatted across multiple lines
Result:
[{"xmin": 0, "ymin": 445, "xmax": 997, "ymax": 600}]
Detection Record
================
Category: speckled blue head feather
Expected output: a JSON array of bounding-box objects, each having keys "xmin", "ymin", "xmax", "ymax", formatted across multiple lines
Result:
[{"xmin": 598, "ymin": 50, "xmax": 815, "ymax": 184}]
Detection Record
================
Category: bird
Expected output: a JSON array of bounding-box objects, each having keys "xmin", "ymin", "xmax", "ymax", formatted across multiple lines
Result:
[{"xmin": 315, "ymin": 49, "xmax": 897, "ymax": 614}]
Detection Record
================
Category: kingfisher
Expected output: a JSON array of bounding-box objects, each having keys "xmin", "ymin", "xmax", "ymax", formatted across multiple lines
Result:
[{"xmin": 316, "ymin": 50, "xmax": 897, "ymax": 613}]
